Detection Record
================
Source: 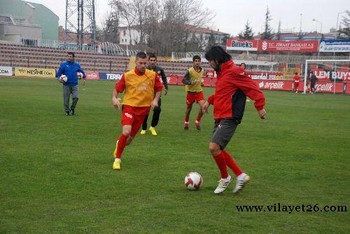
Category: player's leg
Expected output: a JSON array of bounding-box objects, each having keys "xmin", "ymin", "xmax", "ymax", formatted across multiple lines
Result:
[
  {"xmin": 195, "ymin": 94, "xmax": 205, "ymax": 130},
  {"xmin": 113, "ymin": 107, "xmax": 134, "ymax": 170},
  {"xmin": 70, "ymin": 85, "xmax": 79, "ymax": 115},
  {"xmin": 149, "ymin": 98, "xmax": 161, "ymax": 135},
  {"xmin": 141, "ymin": 114, "xmax": 148, "ymax": 135},
  {"xmin": 63, "ymin": 85, "xmax": 71, "ymax": 115},
  {"xmin": 184, "ymin": 94, "xmax": 194, "ymax": 130}
]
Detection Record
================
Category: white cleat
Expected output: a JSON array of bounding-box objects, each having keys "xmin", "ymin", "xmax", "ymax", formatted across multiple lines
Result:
[
  {"xmin": 214, "ymin": 175, "xmax": 232, "ymax": 194},
  {"xmin": 233, "ymin": 173, "xmax": 250, "ymax": 193}
]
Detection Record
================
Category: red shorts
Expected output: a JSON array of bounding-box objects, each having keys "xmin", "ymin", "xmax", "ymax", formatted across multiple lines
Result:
[
  {"xmin": 186, "ymin": 92, "xmax": 205, "ymax": 105},
  {"xmin": 121, "ymin": 105, "xmax": 150, "ymax": 137},
  {"xmin": 294, "ymin": 82, "xmax": 299, "ymax": 89}
]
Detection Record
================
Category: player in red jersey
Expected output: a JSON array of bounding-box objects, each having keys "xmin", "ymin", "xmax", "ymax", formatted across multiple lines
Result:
[
  {"xmin": 202, "ymin": 46, "xmax": 267, "ymax": 194},
  {"xmin": 111, "ymin": 52, "xmax": 163, "ymax": 170},
  {"xmin": 293, "ymin": 72, "xmax": 301, "ymax": 93}
]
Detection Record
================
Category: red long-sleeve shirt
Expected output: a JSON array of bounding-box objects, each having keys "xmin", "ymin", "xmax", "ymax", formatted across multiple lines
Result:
[{"xmin": 208, "ymin": 60, "xmax": 265, "ymax": 120}]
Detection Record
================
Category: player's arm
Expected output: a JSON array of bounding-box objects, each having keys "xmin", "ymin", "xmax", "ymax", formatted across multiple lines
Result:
[
  {"xmin": 202, "ymin": 94, "xmax": 214, "ymax": 113},
  {"xmin": 112, "ymin": 75, "xmax": 125, "ymax": 110},
  {"xmin": 237, "ymin": 77, "xmax": 266, "ymax": 119},
  {"xmin": 160, "ymin": 68, "xmax": 169, "ymax": 95},
  {"xmin": 182, "ymin": 70, "xmax": 192, "ymax": 85},
  {"xmin": 56, "ymin": 63, "xmax": 65, "ymax": 83},
  {"xmin": 152, "ymin": 73, "xmax": 163, "ymax": 109}
]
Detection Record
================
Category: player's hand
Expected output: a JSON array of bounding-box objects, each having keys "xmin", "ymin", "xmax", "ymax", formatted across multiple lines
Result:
[
  {"xmin": 151, "ymin": 99, "xmax": 159, "ymax": 110},
  {"xmin": 112, "ymin": 97, "xmax": 122, "ymax": 110},
  {"xmin": 202, "ymin": 101, "xmax": 210, "ymax": 114},
  {"xmin": 258, "ymin": 108, "xmax": 266, "ymax": 119},
  {"xmin": 58, "ymin": 78, "xmax": 64, "ymax": 83}
]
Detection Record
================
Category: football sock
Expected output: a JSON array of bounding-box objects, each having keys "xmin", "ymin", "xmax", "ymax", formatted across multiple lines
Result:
[
  {"xmin": 184, "ymin": 117, "xmax": 189, "ymax": 122},
  {"xmin": 116, "ymin": 134, "xmax": 128, "ymax": 159},
  {"xmin": 222, "ymin": 150, "xmax": 243, "ymax": 176},
  {"xmin": 213, "ymin": 151, "xmax": 229, "ymax": 179},
  {"xmin": 196, "ymin": 115, "xmax": 202, "ymax": 122}
]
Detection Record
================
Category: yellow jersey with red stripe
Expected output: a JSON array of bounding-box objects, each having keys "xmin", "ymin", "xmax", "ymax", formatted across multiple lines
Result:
[
  {"xmin": 185, "ymin": 67, "xmax": 205, "ymax": 92},
  {"xmin": 115, "ymin": 68, "xmax": 163, "ymax": 107}
]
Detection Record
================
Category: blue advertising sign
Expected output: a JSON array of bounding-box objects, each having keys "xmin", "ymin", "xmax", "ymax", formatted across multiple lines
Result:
[
  {"xmin": 99, "ymin": 72, "xmax": 123, "ymax": 80},
  {"xmin": 319, "ymin": 40, "xmax": 350, "ymax": 52}
]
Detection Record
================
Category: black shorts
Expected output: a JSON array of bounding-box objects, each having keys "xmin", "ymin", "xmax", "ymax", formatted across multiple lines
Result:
[{"xmin": 211, "ymin": 118, "xmax": 239, "ymax": 149}]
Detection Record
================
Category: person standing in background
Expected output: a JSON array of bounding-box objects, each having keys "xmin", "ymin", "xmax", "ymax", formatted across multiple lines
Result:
[
  {"xmin": 182, "ymin": 55, "xmax": 206, "ymax": 130},
  {"xmin": 310, "ymin": 71, "xmax": 318, "ymax": 94},
  {"xmin": 140, "ymin": 53, "xmax": 168, "ymax": 136},
  {"xmin": 56, "ymin": 52, "xmax": 86, "ymax": 116},
  {"xmin": 293, "ymin": 72, "xmax": 301, "ymax": 93}
]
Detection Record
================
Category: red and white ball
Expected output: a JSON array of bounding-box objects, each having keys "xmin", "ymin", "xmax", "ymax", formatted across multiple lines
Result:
[
  {"xmin": 60, "ymin": 75, "xmax": 67, "ymax": 82},
  {"xmin": 77, "ymin": 72, "xmax": 83, "ymax": 79},
  {"xmin": 184, "ymin": 172, "xmax": 203, "ymax": 190}
]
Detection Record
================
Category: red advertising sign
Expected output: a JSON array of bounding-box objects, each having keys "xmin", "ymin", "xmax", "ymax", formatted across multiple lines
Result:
[
  {"xmin": 226, "ymin": 39, "xmax": 258, "ymax": 51},
  {"xmin": 258, "ymin": 40, "xmax": 319, "ymax": 52},
  {"xmin": 85, "ymin": 71, "xmax": 99, "ymax": 80}
]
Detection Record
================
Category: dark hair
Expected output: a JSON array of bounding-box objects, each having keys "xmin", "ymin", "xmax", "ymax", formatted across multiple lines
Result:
[
  {"xmin": 205, "ymin": 46, "xmax": 231, "ymax": 64},
  {"xmin": 67, "ymin": 52, "xmax": 75, "ymax": 57},
  {"xmin": 136, "ymin": 51, "xmax": 147, "ymax": 59},
  {"xmin": 193, "ymin": 55, "xmax": 201, "ymax": 61},
  {"xmin": 148, "ymin": 53, "xmax": 157, "ymax": 60},
  {"xmin": 240, "ymin": 63, "xmax": 246, "ymax": 69}
]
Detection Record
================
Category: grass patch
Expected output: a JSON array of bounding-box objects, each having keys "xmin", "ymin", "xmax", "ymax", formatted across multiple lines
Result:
[{"xmin": 1, "ymin": 77, "xmax": 349, "ymax": 233}]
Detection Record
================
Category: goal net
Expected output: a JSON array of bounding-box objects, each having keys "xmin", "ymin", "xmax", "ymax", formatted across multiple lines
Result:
[{"xmin": 303, "ymin": 59, "xmax": 350, "ymax": 94}]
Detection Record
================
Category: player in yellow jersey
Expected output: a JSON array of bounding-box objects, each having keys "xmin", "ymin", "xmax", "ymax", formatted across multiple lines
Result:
[
  {"xmin": 182, "ymin": 55, "xmax": 206, "ymax": 130},
  {"xmin": 111, "ymin": 52, "xmax": 163, "ymax": 170}
]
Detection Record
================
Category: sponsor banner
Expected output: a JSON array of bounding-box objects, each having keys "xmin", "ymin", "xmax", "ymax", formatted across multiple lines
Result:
[
  {"xmin": 99, "ymin": 72, "xmax": 123, "ymax": 80},
  {"xmin": 85, "ymin": 71, "xmax": 100, "ymax": 80},
  {"xmin": 254, "ymin": 79, "xmax": 345, "ymax": 94},
  {"xmin": 246, "ymin": 71, "xmax": 284, "ymax": 80},
  {"xmin": 202, "ymin": 77, "xmax": 211, "ymax": 87},
  {"xmin": 226, "ymin": 39, "xmax": 258, "ymax": 51},
  {"xmin": 258, "ymin": 40, "xmax": 318, "ymax": 52},
  {"xmin": 319, "ymin": 39, "xmax": 350, "ymax": 52},
  {"xmin": 255, "ymin": 80, "xmax": 292, "ymax": 91},
  {"xmin": 14, "ymin": 67, "xmax": 56, "ymax": 78},
  {"xmin": 0, "ymin": 66, "xmax": 13, "ymax": 76},
  {"xmin": 314, "ymin": 69, "xmax": 350, "ymax": 81},
  {"xmin": 167, "ymin": 75, "xmax": 178, "ymax": 85}
]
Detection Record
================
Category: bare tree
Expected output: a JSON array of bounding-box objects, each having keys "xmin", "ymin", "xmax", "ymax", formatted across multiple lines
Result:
[
  {"xmin": 338, "ymin": 10, "xmax": 350, "ymax": 39},
  {"xmin": 108, "ymin": 0, "xmax": 215, "ymax": 55}
]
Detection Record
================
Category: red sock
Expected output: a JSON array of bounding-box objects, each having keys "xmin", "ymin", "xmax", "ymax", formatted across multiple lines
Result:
[
  {"xmin": 213, "ymin": 151, "xmax": 229, "ymax": 179},
  {"xmin": 184, "ymin": 117, "xmax": 189, "ymax": 122},
  {"xmin": 116, "ymin": 134, "xmax": 128, "ymax": 159},
  {"xmin": 196, "ymin": 115, "xmax": 202, "ymax": 122},
  {"xmin": 222, "ymin": 150, "xmax": 243, "ymax": 176}
]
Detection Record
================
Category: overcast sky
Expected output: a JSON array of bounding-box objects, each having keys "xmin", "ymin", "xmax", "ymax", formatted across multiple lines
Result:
[{"xmin": 28, "ymin": 0, "xmax": 349, "ymax": 36}]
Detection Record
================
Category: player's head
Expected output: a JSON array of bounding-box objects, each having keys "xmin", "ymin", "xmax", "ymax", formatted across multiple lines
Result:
[
  {"xmin": 295, "ymin": 72, "xmax": 298, "ymax": 75},
  {"xmin": 148, "ymin": 53, "xmax": 157, "ymax": 68},
  {"xmin": 240, "ymin": 63, "xmax": 246, "ymax": 69},
  {"xmin": 135, "ymin": 52, "xmax": 148, "ymax": 74},
  {"xmin": 67, "ymin": 52, "xmax": 75, "ymax": 62},
  {"xmin": 205, "ymin": 46, "xmax": 232, "ymax": 71},
  {"xmin": 192, "ymin": 55, "xmax": 201, "ymax": 68}
]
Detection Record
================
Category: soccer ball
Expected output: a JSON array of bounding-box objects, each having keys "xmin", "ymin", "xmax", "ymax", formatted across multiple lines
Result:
[
  {"xmin": 77, "ymin": 72, "xmax": 83, "ymax": 79},
  {"xmin": 184, "ymin": 172, "xmax": 203, "ymax": 190},
  {"xmin": 60, "ymin": 75, "xmax": 67, "ymax": 82}
]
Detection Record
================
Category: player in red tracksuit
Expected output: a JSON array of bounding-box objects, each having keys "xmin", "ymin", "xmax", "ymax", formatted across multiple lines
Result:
[
  {"xmin": 293, "ymin": 72, "xmax": 301, "ymax": 93},
  {"xmin": 202, "ymin": 46, "xmax": 267, "ymax": 194}
]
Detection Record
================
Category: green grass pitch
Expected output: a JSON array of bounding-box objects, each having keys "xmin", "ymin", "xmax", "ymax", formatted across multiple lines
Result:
[{"xmin": 1, "ymin": 77, "xmax": 349, "ymax": 233}]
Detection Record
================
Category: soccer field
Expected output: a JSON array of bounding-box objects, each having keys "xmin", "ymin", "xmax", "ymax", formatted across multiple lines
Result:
[{"xmin": 1, "ymin": 77, "xmax": 349, "ymax": 233}]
